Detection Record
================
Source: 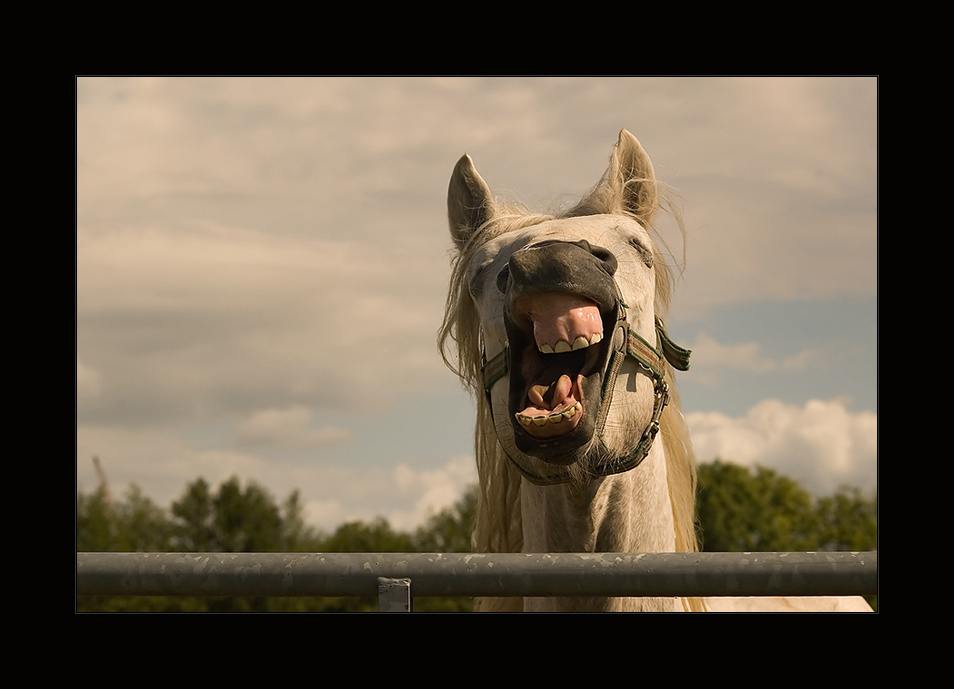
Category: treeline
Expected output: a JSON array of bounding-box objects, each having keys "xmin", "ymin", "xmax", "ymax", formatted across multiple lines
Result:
[
  {"xmin": 695, "ymin": 461, "xmax": 877, "ymax": 553},
  {"xmin": 76, "ymin": 460, "xmax": 876, "ymax": 612}
]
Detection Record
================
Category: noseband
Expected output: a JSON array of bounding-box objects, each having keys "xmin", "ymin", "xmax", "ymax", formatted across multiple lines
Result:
[{"xmin": 481, "ymin": 295, "xmax": 691, "ymax": 485}]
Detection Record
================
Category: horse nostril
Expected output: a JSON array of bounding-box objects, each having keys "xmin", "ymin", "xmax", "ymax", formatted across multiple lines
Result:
[
  {"xmin": 592, "ymin": 247, "xmax": 617, "ymax": 277},
  {"xmin": 575, "ymin": 240, "xmax": 617, "ymax": 277},
  {"xmin": 496, "ymin": 264, "xmax": 512, "ymax": 294}
]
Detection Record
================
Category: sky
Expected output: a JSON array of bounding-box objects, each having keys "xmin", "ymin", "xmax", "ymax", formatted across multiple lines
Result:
[{"xmin": 76, "ymin": 76, "xmax": 877, "ymax": 533}]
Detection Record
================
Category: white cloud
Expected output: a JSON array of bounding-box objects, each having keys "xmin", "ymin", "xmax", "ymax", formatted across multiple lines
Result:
[
  {"xmin": 297, "ymin": 456, "xmax": 477, "ymax": 532},
  {"xmin": 235, "ymin": 405, "xmax": 351, "ymax": 449},
  {"xmin": 394, "ymin": 457, "xmax": 477, "ymax": 529},
  {"xmin": 686, "ymin": 398, "xmax": 876, "ymax": 496}
]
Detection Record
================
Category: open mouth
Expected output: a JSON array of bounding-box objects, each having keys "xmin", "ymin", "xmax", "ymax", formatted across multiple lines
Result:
[
  {"xmin": 506, "ymin": 290, "xmax": 615, "ymax": 459},
  {"xmin": 493, "ymin": 239, "xmax": 621, "ymax": 463}
]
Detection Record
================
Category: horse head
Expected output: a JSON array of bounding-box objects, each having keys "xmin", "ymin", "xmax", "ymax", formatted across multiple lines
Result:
[{"xmin": 444, "ymin": 130, "xmax": 690, "ymax": 485}]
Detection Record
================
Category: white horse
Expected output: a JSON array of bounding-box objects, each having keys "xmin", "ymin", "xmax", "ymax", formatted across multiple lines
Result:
[{"xmin": 440, "ymin": 129, "xmax": 871, "ymax": 612}]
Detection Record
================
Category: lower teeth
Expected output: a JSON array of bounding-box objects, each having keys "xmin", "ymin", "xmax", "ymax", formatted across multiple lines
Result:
[{"xmin": 516, "ymin": 402, "xmax": 582, "ymax": 427}]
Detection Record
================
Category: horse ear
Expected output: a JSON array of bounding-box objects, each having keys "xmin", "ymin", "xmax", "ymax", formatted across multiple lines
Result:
[
  {"xmin": 576, "ymin": 129, "xmax": 659, "ymax": 225},
  {"xmin": 613, "ymin": 129, "xmax": 658, "ymax": 223},
  {"xmin": 448, "ymin": 154, "xmax": 496, "ymax": 249}
]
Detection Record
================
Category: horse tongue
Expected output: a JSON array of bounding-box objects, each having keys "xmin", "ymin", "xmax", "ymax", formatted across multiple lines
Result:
[
  {"xmin": 518, "ymin": 372, "xmax": 584, "ymax": 437},
  {"xmin": 528, "ymin": 374, "xmax": 575, "ymax": 410}
]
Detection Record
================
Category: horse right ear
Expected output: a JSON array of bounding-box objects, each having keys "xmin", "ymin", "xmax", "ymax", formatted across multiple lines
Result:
[
  {"xmin": 571, "ymin": 129, "xmax": 659, "ymax": 226},
  {"xmin": 610, "ymin": 129, "xmax": 658, "ymax": 225},
  {"xmin": 448, "ymin": 154, "xmax": 496, "ymax": 249}
]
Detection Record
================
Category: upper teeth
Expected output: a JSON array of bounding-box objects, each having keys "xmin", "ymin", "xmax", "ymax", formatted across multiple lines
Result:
[{"xmin": 538, "ymin": 332, "xmax": 602, "ymax": 354}]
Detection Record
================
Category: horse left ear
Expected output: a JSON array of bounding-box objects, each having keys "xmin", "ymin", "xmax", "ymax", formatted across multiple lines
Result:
[{"xmin": 448, "ymin": 154, "xmax": 496, "ymax": 250}]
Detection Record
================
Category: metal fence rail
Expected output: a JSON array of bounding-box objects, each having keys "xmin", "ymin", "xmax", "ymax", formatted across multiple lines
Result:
[{"xmin": 77, "ymin": 551, "xmax": 876, "ymax": 611}]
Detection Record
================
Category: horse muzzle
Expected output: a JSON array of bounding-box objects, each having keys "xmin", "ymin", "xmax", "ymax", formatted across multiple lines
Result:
[{"xmin": 497, "ymin": 240, "xmax": 621, "ymax": 463}]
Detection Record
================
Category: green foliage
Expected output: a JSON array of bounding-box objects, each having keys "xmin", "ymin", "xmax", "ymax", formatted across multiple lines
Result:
[
  {"xmin": 168, "ymin": 476, "xmax": 297, "ymax": 553},
  {"xmin": 815, "ymin": 487, "xmax": 878, "ymax": 552},
  {"xmin": 321, "ymin": 517, "xmax": 415, "ymax": 553},
  {"xmin": 695, "ymin": 460, "xmax": 877, "ymax": 554},
  {"xmin": 77, "ymin": 484, "xmax": 173, "ymax": 553}
]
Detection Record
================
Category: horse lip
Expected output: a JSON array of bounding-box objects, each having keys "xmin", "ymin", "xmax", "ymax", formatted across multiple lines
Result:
[{"xmin": 504, "ymin": 299, "xmax": 617, "ymax": 462}]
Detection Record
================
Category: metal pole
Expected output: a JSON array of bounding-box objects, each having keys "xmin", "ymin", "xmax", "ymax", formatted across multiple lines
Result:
[{"xmin": 76, "ymin": 551, "xmax": 876, "ymax": 599}]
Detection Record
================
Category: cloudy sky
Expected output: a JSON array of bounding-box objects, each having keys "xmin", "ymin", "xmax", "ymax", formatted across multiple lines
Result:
[{"xmin": 76, "ymin": 76, "xmax": 877, "ymax": 532}]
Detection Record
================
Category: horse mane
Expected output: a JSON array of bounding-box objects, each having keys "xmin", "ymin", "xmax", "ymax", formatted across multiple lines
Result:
[{"xmin": 438, "ymin": 192, "xmax": 698, "ymax": 563}]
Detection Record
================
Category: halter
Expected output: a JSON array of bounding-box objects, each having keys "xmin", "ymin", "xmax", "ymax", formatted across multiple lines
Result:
[{"xmin": 481, "ymin": 298, "xmax": 691, "ymax": 485}]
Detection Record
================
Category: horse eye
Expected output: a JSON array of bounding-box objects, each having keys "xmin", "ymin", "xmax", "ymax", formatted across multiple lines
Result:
[
  {"xmin": 468, "ymin": 265, "xmax": 489, "ymax": 297},
  {"xmin": 629, "ymin": 238, "xmax": 654, "ymax": 268},
  {"xmin": 495, "ymin": 264, "xmax": 511, "ymax": 294}
]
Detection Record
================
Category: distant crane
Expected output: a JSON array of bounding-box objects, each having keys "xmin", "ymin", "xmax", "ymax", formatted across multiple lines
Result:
[{"xmin": 92, "ymin": 455, "xmax": 113, "ymax": 509}]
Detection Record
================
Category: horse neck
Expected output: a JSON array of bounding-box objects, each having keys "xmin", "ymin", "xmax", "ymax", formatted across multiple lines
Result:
[
  {"xmin": 520, "ymin": 444, "xmax": 676, "ymax": 554},
  {"xmin": 518, "ymin": 445, "xmax": 680, "ymax": 612}
]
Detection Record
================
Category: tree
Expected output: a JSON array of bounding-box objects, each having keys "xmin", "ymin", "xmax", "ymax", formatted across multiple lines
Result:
[
  {"xmin": 169, "ymin": 478, "xmax": 216, "ymax": 552},
  {"xmin": 320, "ymin": 517, "xmax": 414, "ymax": 553},
  {"xmin": 695, "ymin": 460, "xmax": 877, "ymax": 553},
  {"xmin": 168, "ymin": 476, "xmax": 308, "ymax": 554},
  {"xmin": 76, "ymin": 486, "xmax": 115, "ymax": 552},
  {"xmin": 815, "ymin": 487, "xmax": 878, "ymax": 551},
  {"xmin": 76, "ymin": 484, "xmax": 172, "ymax": 553}
]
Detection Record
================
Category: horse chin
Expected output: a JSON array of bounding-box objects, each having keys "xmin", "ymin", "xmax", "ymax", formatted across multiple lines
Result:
[{"xmin": 513, "ymin": 426, "xmax": 590, "ymax": 465}]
